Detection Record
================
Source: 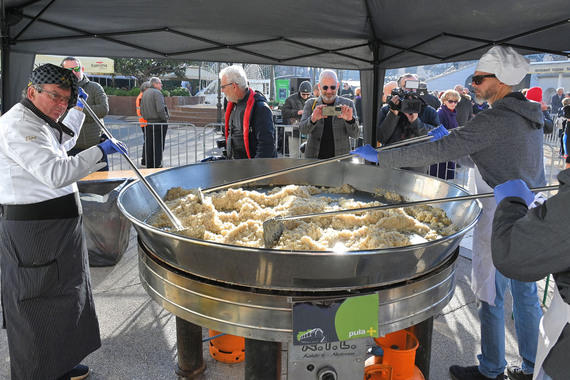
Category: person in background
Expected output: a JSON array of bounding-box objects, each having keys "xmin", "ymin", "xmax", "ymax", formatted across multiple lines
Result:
[
  {"xmin": 491, "ymin": 176, "xmax": 570, "ymax": 380},
  {"xmin": 219, "ymin": 65, "xmax": 277, "ymax": 159},
  {"xmin": 0, "ymin": 63, "xmax": 126, "ymax": 380},
  {"xmin": 525, "ymin": 86, "xmax": 554, "ymax": 134},
  {"xmin": 61, "ymin": 56, "xmax": 110, "ymax": 171},
  {"xmin": 352, "ymin": 46, "xmax": 545, "ymax": 380},
  {"xmin": 376, "ymin": 73, "xmax": 439, "ymax": 172},
  {"xmin": 551, "ymin": 87, "xmax": 565, "ymax": 115},
  {"xmin": 420, "ymin": 82, "xmax": 441, "ymax": 110},
  {"xmin": 340, "ymin": 81, "xmax": 354, "ymax": 99},
  {"xmin": 429, "ymin": 89, "xmax": 460, "ymax": 179},
  {"xmin": 313, "ymin": 83, "xmax": 320, "ymax": 99},
  {"xmin": 382, "ymin": 80, "xmax": 398, "ymax": 105},
  {"xmin": 136, "ymin": 81, "xmax": 150, "ymax": 166},
  {"xmin": 354, "ymin": 87, "xmax": 363, "ymax": 126},
  {"xmin": 282, "ymin": 80, "xmax": 312, "ymax": 125},
  {"xmin": 559, "ymin": 99, "xmax": 570, "ymax": 166},
  {"xmin": 140, "ymin": 77, "xmax": 169, "ymax": 168},
  {"xmin": 454, "ymin": 84, "xmax": 474, "ymax": 126},
  {"xmin": 280, "ymin": 80, "xmax": 312, "ymax": 154},
  {"xmin": 299, "ymin": 69, "xmax": 359, "ymax": 159}
]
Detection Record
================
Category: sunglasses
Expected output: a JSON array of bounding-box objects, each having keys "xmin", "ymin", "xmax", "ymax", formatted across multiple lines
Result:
[
  {"xmin": 472, "ymin": 74, "xmax": 496, "ymax": 85},
  {"xmin": 446, "ymin": 99, "xmax": 459, "ymax": 104},
  {"xmin": 220, "ymin": 82, "xmax": 234, "ymax": 89},
  {"xmin": 67, "ymin": 66, "xmax": 81, "ymax": 73},
  {"xmin": 321, "ymin": 85, "xmax": 337, "ymax": 91}
]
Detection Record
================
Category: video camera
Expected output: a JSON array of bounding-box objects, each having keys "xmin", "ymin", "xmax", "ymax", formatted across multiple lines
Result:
[{"xmin": 387, "ymin": 79, "xmax": 428, "ymax": 114}]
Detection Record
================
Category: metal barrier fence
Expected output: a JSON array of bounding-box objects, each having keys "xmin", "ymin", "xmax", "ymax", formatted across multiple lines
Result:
[{"xmin": 104, "ymin": 122, "xmax": 225, "ymax": 170}]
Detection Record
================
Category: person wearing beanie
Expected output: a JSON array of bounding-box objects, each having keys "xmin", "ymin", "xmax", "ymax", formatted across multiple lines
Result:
[
  {"xmin": 525, "ymin": 86, "xmax": 553, "ymax": 134},
  {"xmin": 0, "ymin": 63, "xmax": 126, "ymax": 380},
  {"xmin": 352, "ymin": 45, "xmax": 545, "ymax": 380},
  {"xmin": 280, "ymin": 80, "xmax": 313, "ymax": 154}
]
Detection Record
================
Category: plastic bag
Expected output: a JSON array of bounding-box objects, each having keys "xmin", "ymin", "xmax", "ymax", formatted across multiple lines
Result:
[{"xmin": 78, "ymin": 179, "xmax": 132, "ymax": 266}]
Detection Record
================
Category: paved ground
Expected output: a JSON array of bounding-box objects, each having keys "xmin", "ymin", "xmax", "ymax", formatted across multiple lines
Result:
[{"xmin": 0, "ymin": 117, "xmax": 562, "ymax": 379}]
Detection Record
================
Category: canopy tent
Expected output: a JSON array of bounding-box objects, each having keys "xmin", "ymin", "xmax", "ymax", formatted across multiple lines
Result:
[{"xmin": 1, "ymin": 0, "xmax": 569, "ymax": 144}]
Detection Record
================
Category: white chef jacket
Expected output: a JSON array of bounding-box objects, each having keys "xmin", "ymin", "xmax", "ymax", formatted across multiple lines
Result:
[{"xmin": 0, "ymin": 103, "xmax": 106, "ymax": 205}]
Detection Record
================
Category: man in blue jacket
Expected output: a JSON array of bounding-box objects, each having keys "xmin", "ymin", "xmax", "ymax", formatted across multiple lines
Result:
[{"xmin": 220, "ymin": 65, "xmax": 277, "ymax": 159}]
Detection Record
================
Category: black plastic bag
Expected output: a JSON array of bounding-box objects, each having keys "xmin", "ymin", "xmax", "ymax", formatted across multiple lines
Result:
[{"xmin": 78, "ymin": 179, "xmax": 132, "ymax": 266}]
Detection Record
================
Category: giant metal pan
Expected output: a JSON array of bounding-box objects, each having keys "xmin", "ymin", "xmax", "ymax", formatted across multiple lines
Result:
[{"xmin": 117, "ymin": 158, "xmax": 481, "ymax": 291}]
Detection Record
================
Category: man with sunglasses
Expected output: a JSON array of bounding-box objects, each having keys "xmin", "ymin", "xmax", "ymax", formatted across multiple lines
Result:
[
  {"xmin": 299, "ymin": 69, "xmax": 359, "ymax": 159},
  {"xmin": 0, "ymin": 63, "xmax": 127, "ymax": 380},
  {"xmin": 61, "ymin": 57, "xmax": 110, "ymax": 171},
  {"xmin": 376, "ymin": 73, "xmax": 440, "ymax": 172},
  {"xmin": 353, "ymin": 46, "xmax": 545, "ymax": 380}
]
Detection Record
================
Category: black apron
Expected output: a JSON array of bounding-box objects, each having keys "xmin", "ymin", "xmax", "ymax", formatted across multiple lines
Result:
[{"xmin": 0, "ymin": 194, "xmax": 101, "ymax": 380}]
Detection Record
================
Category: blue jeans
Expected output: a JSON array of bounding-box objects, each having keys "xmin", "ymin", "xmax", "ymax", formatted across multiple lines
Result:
[{"xmin": 477, "ymin": 269, "xmax": 542, "ymax": 378}]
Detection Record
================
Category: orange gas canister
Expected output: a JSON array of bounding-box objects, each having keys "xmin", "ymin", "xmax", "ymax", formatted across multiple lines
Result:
[{"xmin": 208, "ymin": 329, "xmax": 245, "ymax": 364}]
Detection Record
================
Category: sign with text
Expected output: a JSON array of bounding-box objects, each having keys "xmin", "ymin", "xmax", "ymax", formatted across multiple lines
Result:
[{"xmin": 292, "ymin": 294, "xmax": 379, "ymax": 346}]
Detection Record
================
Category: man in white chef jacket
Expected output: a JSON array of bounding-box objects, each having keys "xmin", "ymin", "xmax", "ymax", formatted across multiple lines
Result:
[{"xmin": 0, "ymin": 63, "xmax": 126, "ymax": 380}]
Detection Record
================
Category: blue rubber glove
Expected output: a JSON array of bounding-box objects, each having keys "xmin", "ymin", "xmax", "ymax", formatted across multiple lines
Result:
[
  {"xmin": 494, "ymin": 179, "xmax": 535, "ymax": 206},
  {"xmin": 428, "ymin": 125, "xmax": 449, "ymax": 141},
  {"xmin": 350, "ymin": 144, "xmax": 379, "ymax": 163},
  {"xmin": 77, "ymin": 87, "xmax": 88, "ymax": 108},
  {"xmin": 98, "ymin": 138, "xmax": 128, "ymax": 161}
]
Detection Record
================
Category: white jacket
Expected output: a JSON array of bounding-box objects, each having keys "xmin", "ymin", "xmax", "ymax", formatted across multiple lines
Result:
[{"xmin": 0, "ymin": 103, "xmax": 105, "ymax": 205}]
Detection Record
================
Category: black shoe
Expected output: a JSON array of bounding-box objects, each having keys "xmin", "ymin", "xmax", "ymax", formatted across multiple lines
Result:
[
  {"xmin": 506, "ymin": 366, "xmax": 532, "ymax": 380},
  {"xmin": 449, "ymin": 365, "xmax": 504, "ymax": 380},
  {"xmin": 69, "ymin": 364, "xmax": 90, "ymax": 380}
]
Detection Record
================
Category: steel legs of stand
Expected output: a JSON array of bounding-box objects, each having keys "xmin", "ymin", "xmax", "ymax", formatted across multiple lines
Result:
[{"xmin": 175, "ymin": 317, "xmax": 206, "ymax": 379}]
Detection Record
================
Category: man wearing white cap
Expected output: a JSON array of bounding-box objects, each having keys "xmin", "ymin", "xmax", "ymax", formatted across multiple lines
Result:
[{"xmin": 352, "ymin": 45, "xmax": 545, "ymax": 380}]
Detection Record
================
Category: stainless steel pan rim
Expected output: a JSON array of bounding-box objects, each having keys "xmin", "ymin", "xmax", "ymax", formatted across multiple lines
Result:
[{"xmin": 117, "ymin": 159, "xmax": 481, "ymax": 290}]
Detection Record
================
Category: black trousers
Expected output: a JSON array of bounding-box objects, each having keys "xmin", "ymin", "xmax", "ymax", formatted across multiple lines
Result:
[{"xmin": 144, "ymin": 123, "xmax": 168, "ymax": 168}]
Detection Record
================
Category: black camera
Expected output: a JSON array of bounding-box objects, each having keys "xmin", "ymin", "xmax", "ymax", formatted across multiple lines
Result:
[{"xmin": 387, "ymin": 80, "xmax": 428, "ymax": 114}]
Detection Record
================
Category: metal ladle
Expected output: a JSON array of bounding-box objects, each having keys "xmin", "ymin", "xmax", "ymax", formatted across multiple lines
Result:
[
  {"xmin": 81, "ymin": 102, "xmax": 185, "ymax": 230},
  {"xmin": 263, "ymin": 185, "xmax": 558, "ymax": 248}
]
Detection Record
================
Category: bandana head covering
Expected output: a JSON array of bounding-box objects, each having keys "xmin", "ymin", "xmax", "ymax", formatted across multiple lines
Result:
[
  {"xmin": 29, "ymin": 63, "xmax": 78, "ymax": 110},
  {"xmin": 475, "ymin": 46, "xmax": 530, "ymax": 86},
  {"xmin": 525, "ymin": 87, "xmax": 542, "ymax": 103}
]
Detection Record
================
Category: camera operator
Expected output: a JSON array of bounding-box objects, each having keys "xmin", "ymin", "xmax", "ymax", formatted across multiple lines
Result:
[{"xmin": 376, "ymin": 73, "xmax": 439, "ymax": 171}]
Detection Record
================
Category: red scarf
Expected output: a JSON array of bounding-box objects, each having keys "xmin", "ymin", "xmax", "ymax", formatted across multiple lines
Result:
[{"xmin": 225, "ymin": 88, "xmax": 256, "ymax": 159}]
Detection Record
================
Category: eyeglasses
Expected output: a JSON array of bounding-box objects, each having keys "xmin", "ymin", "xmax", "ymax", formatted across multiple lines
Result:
[
  {"xmin": 321, "ymin": 85, "xmax": 337, "ymax": 91},
  {"xmin": 37, "ymin": 88, "xmax": 71, "ymax": 104},
  {"xmin": 446, "ymin": 99, "xmax": 459, "ymax": 104},
  {"xmin": 472, "ymin": 74, "xmax": 496, "ymax": 85},
  {"xmin": 67, "ymin": 66, "xmax": 81, "ymax": 73},
  {"xmin": 300, "ymin": 93, "xmax": 311, "ymax": 97},
  {"xmin": 220, "ymin": 82, "xmax": 235, "ymax": 90}
]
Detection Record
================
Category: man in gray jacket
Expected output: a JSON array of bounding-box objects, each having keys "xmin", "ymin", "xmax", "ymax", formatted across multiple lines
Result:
[
  {"xmin": 62, "ymin": 57, "xmax": 110, "ymax": 170},
  {"xmin": 353, "ymin": 46, "xmax": 545, "ymax": 380},
  {"xmin": 141, "ymin": 77, "xmax": 169, "ymax": 168},
  {"xmin": 299, "ymin": 70, "xmax": 359, "ymax": 159}
]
